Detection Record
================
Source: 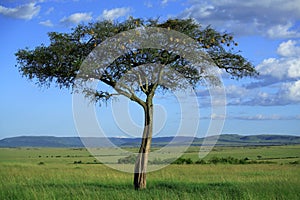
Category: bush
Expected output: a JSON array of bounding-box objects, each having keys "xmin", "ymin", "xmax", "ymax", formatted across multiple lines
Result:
[
  {"xmin": 238, "ymin": 158, "xmax": 247, "ymax": 164},
  {"xmin": 172, "ymin": 157, "xmax": 185, "ymax": 164},
  {"xmin": 195, "ymin": 159, "xmax": 206, "ymax": 164},
  {"xmin": 74, "ymin": 160, "xmax": 82, "ymax": 164},
  {"xmin": 207, "ymin": 157, "xmax": 248, "ymax": 164},
  {"xmin": 172, "ymin": 157, "xmax": 193, "ymax": 164},
  {"xmin": 185, "ymin": 158, "xmax": 193, "ymax": 164},
  {"xmin": 289, "ymin": 160, "xmax": 299, "ymax": 165}
]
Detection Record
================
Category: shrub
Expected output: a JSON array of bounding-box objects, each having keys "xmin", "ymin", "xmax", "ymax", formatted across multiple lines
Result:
[
  {"xmin": 172, "ymin": 157, "xmax": 185, "ymax": 164},
  {"xmin": 289, "ymin": 160, "xmax": 299, "ymax": 165},
  {"xmin": 172, "ymin": 157, "xmax": 193, "ymax": 164},
  {"xmin": 185, "ymin": 158, "xmax": 193, "ymax": 164},
  {"xmin": 207, "ymin": 157, "xmax": 248, "ymax": 164},
  {"xmin": 195, "ymin": 159, "xmax": 206, "ymax": 164},
  {"xmin": 209, "ymin": 157, "xmax": 221, "ymax": 164}
]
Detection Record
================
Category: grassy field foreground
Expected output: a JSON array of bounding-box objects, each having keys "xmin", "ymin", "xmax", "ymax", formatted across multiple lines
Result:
[{"xmin": 0, "ymin": 146, "xmax": 299, "ymax": 200}]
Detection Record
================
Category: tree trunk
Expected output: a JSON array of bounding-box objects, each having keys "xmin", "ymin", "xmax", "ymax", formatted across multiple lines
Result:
[{"xmin": 134, "ymin": 98, "xmax": 153, "ymax": 190}]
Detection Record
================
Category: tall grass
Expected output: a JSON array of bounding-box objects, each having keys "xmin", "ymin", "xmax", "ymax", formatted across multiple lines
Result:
[{"xmin": 0, "ymin": 146, "xmax": 299, "ymax": 199}]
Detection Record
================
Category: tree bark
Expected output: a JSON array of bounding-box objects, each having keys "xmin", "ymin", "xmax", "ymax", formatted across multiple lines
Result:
[{"xmin": 133, "ymin": 97, "xmax": 153, "ymax": 190}]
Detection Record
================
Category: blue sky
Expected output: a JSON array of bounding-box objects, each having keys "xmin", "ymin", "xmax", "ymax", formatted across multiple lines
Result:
[{"xmin": 0, "ymin": 0, "xmax": 300, "ymax": 139}]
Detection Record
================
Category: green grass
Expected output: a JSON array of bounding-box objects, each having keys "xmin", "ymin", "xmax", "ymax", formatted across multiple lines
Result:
[{"xmin": 0, "ymin": 146, "xmax": 299, "ymax": 199}]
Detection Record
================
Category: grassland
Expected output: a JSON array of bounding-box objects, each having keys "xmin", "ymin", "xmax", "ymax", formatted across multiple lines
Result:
[{"xmin": 0, "ymin": 145, "xmax": 299, "ymax": 200}]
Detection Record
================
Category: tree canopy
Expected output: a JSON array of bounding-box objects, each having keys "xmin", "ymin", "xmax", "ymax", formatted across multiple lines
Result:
[{"xmin": 16, "ymin": 18, "xmax": 257, "ymax": 99}]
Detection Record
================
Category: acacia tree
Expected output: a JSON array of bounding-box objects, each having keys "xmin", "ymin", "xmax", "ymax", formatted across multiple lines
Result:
[{"xmin": 15, "ymin": 18, "xmax": 257, "ymax": 189}]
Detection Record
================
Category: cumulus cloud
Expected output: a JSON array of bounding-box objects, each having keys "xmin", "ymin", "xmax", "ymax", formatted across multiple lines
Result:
[
  {"xmin": 238, "ymin": 40, "xmax": 300, "ymax": 106},
  {"xmin": 197, "ymin": 40, "xmax": 300, "ymax": 107},
  {"xmin": 256, "ymin": 57, "xmax": 300, "ymax": 80},
  {"xmin": 0, "ymin": 2, "xmax": 40, "ymax": 20},
  {"xmin": 99, "ymin": 7, "xmax": 131, "ymax": 21},
  {"xmin": 277, "ymin": 40, "xmax": 300, "ymax": 57},
  {"xmin": 285, "ymin": 80, "xmax": 300, "ymax": 102},
  {"xmin": 39, "ymin": 19, "xmax": 53, "ymax": 27},
  {"xmin": 179, "ymin": 0, "xmax": 300, "ymax": 38},
  {"xmin": 257, "ymin": 41, "xmax": 300, "ymax": 80},
  {"xmin": 60, "ymin": 12, "xmax": 92, "ymax": 25}
]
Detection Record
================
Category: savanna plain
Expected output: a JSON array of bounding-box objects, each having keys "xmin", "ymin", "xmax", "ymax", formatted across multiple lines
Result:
[{"xmin": 0, "ymin": 145, "xmax": 299, "ymax": 200}]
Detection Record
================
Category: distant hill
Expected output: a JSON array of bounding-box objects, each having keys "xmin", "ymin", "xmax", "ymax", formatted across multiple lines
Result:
[
  {"xmin": 0, "ymin": 134, "xmax": 299, "ymax": 148},
  {"xmin": 193, "ymin": 134, "xmax": 300, "ymax": 146}
]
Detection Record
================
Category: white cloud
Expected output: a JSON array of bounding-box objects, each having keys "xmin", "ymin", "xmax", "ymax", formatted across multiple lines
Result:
[
  {"xmin": 0, "ymin": 2, "xmax": 40, "ymax": 20},
  {"xmin": 267, "ymin": 23, "xmax": 300, "ymax": 39},
  {"xmin": 256, "ymin": 57, "xmax": 300, "ymax": 80},
  {"xmin": 60, "ymin": 12, "xmax": 92, "ymax": 25},
  {"xmin": 99, "ymin": 7, "xmax": 131, "ymax": 21},
  {"xmin": 286, "ymin": 80, "xmax": 300, "ymax": 101},
  {"xmin": 39, "ymin": 20, "xmax": 53, "ymax": 27},
  {"xmin": 240, "ymin": 39, "xmax": 300, "ymax": 106},
  {"xmin": 180, "ymin": 3, "xmax": 214, "ymax": 19},
  {"xmin": 258, "ymin": 57, "xmax": 300, "ymax": 79},
  {"xmin": 179, "ymin": 0, "xmax": 300, "ymax": 38},
  {"xmin": 214, "ymin": 39, "xmax": 300, "ymax": 106},
  {"xmin": 257, "ymin": 40, "xmax": 300, "ymax": 80},
  {"xmin": 277, "ymin": 40, "xmax": 300, "ymax": 57},
  {"xmin": 288, "ymin": 63, "xmax": 300, "ymax": 79}
]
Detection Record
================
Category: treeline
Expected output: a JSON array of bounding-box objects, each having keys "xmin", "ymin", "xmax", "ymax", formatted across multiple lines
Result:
[
  {"xmin": 117, "ymin": 155, "xmax": 280, "ymax": 165},
  {"xmin": 70, "ymin": 157, "xmax": 298, "ymax": 165}
]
